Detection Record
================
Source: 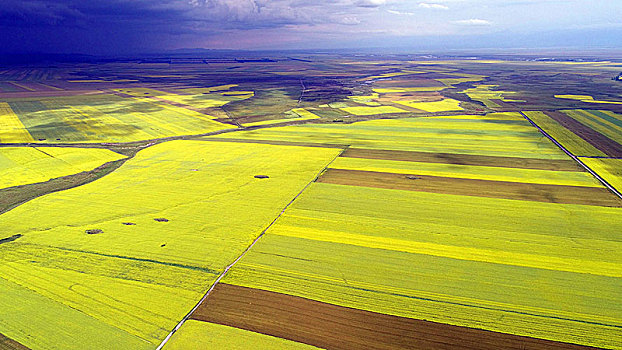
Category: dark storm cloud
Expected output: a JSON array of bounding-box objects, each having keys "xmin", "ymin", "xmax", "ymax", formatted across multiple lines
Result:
[
  {"xmin": 0, "ymin": 0, "xmax": 85, "ymax": 26},
  {"xmin": 0, "ymin": 0, "xmax": 619, "ymax": 54},
  {"xmin": 0, "ymin": 0, "xmax": 385, "ymax": 53},
  {"xmin": 0, "ymin": 0, "xmax": 364, "ymax": 31}
]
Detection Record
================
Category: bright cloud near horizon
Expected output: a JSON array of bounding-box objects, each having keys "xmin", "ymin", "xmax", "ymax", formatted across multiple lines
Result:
[{"xmin": 0, "ymin": 0, "xmax": 620, "ymax": 54}]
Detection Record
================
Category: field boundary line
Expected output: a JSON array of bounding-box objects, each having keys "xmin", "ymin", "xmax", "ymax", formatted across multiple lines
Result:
[
  {"xmin": 297, "ymin": 78, "xmax": 306, "ymax": 106},
  {"xmin": 520, "ymin": 111, "xmax": 622, "ymax": 200},
  {"xmin": 155, "ymin": 145, "xmax": 349, "ymax": 350}
]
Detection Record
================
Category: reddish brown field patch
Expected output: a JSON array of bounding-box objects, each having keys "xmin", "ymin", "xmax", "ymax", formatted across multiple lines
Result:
[
  {"xmin": 190, "ymin": 283, "xmax": 599, "ymax": 350},
  {"xmin": 317, "ymin": 168, "xmax": 621, "ymax": 207},
  {"xmin": 341, "ymin": 148, "xmax": 583, "ymax": 171}
]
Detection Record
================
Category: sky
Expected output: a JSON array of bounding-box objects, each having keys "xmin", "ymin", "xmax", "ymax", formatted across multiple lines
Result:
[{"xmin": 1, "ymin": 0, "xmax": 621, "ymax": 55}]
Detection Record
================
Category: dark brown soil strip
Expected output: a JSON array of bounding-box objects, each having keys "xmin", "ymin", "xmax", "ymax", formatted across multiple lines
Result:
[
  {"xmin": 545, "ymin": 111, "xmax": 622, "ymax": 157},
  {"xmin": 341, "ymin": 148, "xmax": 583, "ymax": 171},
  {"xmin": 317, "ymin": 169, "xmax": 622, "ymax": 207},
  {"xmin": 0, "ymin": 333, "xmax": 30, "ymax": 350},
  {"xmin": 191, "ymin": 283, "xmax": 600, "ymax": 350}
]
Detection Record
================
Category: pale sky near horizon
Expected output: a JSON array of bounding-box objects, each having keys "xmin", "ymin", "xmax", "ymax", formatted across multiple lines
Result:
[{"xmin": 0, "ymin": 0, "xmax": 621, "ymax": 54}]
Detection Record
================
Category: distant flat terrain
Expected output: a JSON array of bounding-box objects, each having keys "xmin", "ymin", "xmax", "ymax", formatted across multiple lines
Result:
[{"xmin": 0, "ymin": 55, "xmax": 620, "ymax": 350}]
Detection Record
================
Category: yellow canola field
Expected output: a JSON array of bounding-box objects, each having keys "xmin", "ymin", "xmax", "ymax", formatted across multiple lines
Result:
[
  {"xmin": 581, "ymin": 158, "xmax": 622, "ymax": 193},
  {"xmin": 242, "ymin": 108, "xmax": 321, "ymax": 127},
  {"xmin": 291, "ymin": 108, "xmax": 321, "ymax": 120},
  {"xmin": 164, "ymin": 92, "xmax": 253, "ymax": 108},
  {"xmin": 373, "ymin": 87, "xmax": 447, "ymax": 93},
  {"xmin": 330, "ymin": 157, "xmax": 601, "ymax": 187},
  {"xmin": 212, "ymin": 113, "xmax": 569, "ymax": 159},
  {"xmin": 463, "ymin": 85, "xmax": 525, "ymax": 108},
  {"xmin": 68, "ymin": 80, "xmax": 140, "ymax": 83},
  {"xmin": 394, "ymin": 98, "xmax": 463, "ymax": 112},
  {"xmin": 555, "ymin": 95, "xmax": 622, "ymax": 105},
  {"xmin": 0, "ymin": 147, "xmax": 125, "ymax": 189},
  {"xmin": 340, "ymin": 105, "xmax": 409, "ymax": 115},
  {"xmin": 436, "ymin": 73, "xmax": 486, "ymax": 87},
  {"xmin": 522, "ymin": 111, "xmax": 606, "ymax": 157},
  {"xmin": 0, "ymin": 102, "xmax": 34, "ymax": 143},
  {"xmin": 223, "ymin": 183, "xmax": 622, "ymax": 350},
  {"xmin": 431, "ymin": 113, "xmax": 522, "ymax": 121},
  {"xmin": 0, "ymin": 276, "xmax": 152, "ymax": 350},
  {"xmin": 348, "ymin": 93, "xmax": 380, "ymax": 106},
  {"xmin": 0, "ymin": 140, "xmax": 341, "ymax": 349},
  {"xmin": 175, "ymin": 84, "xmax": 238, "ymax": 94},
  {"xmin": 114, "ymin": 88, "xmax": 253, "ymax": 109},
  {"xmin": 364, "ymin": 70, "xmax": 424, "ymax": 80},
  {"xmin": 9, "ymin": 95, "xmax": 232, "ymax": 143},
  {"xmin": 563, "ymin": 110, "xmax": 622, "ymax": 144},
  {"xmin": 164, "ymin": 321, "xmax": 319, "ymax": 350}
]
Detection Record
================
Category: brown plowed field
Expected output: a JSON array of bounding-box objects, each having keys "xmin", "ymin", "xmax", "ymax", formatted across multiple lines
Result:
[
  {"xmin": 0, "ymin": 334, "xmax": 30, "ymax": 350},
  {"xmin": 317, "ymin": 168, "xmax": 622, "ymax": 207},
  {"xmin": 191, "ymin": 283, "xmax": 601, "ymax": 350},
  {"xmin": 545, "ymin": 111, "xmax": 622, "ymax": 157},
  {"xmin": 341, "ymin": 148, "xmax": 583, "ymax": 171}
]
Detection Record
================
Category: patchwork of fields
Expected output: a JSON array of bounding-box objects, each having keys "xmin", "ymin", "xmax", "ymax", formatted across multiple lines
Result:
[
  {"xmin": 3, "ymin": 94, "xmax": 233, "ymax": 143},
  {"xmin": 0, "ymin": 57, "xmax": 621, "ymax": 350},
  {"xmin": 184, "ymin": 111, "xmax": 621, "ymax": 349}
]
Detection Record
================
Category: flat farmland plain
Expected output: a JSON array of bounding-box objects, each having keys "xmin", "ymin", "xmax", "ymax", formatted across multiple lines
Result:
[
  {"xmin": 0, "ymin": 140, "xmax": 340, "ymax": 349},
  {"xmin": 184, "ymin": 108, "xmax": 621, "ymax": 349},
  {"xmin": 0, "ymin": 56, "xmax": 621, "ymax": 350},
  {"xmin": 4, "ymin": 94, "xmax": 233, "ymax": 143}
]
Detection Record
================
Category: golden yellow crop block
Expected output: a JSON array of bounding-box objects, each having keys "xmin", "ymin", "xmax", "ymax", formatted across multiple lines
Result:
[
  {"xmin": 165, "ymin": 321, "xmax": 319, "ymax": 350},
  {"xmin": 395, "ymin": 99, "xmax": 463, "ymax": 112},
  {"xmin": 0, "ymin": 102, "xmax": 34, "ymax": 143},
  {"xmin": 0, "ymin": 140, "xmax": 341, "ymax": 347},
  {"xmin": 555, "ymin": 95, "xmax": 622, "ymax": 105},
  {"xmin": 223, "ymin": 183, "xmax": 622, "ymax": 349},
  {"xmin": 0, "ymin": 147, "xmax": 126, "ymax": 189},
  {"xmin": 242, "ymin": 108, "xmax": 320, "ymax": 127},
  {"xmin": 581, "ymin": 158, "xmax": 622, "ymax": 193},
  {"xmin": 340, "ymin": 105, "xmax": 409, "ymax": 115}
]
